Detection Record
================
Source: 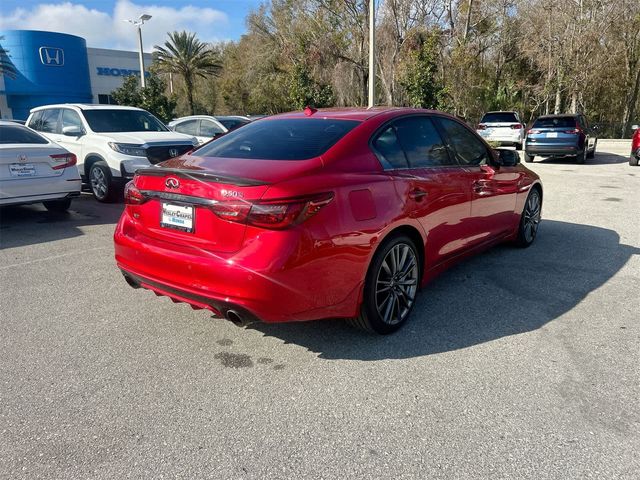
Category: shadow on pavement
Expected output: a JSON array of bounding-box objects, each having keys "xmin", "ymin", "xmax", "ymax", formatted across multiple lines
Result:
[
  {"xmin": 534, "ymin": 151, "xmax": 629, "ymax": 165},
  {"xmin": 252, "ymin": 220, "xmax": 640, "ymax": 360},
  {"xmin": 0, "ymin": 194, "xmax": 123, "ymax": 249}
]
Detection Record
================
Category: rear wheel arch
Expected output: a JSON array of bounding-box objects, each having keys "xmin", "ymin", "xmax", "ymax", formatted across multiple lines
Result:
[
  {"xmin": 376, "ymin": 225, "xmax": 426, "ymax": 278},
  {"xmin": 84, "ymin": 154, "xmax": 106, "ymax": 178}
]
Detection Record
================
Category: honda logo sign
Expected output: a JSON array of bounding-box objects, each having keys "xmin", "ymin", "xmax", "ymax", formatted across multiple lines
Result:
[{"xmin": 39, "ymin": 47, "xmax": 64, "ymax": 66}]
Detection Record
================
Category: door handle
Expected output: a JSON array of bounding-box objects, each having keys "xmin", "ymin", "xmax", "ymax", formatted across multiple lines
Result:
[{"xmin": 408, "ymin": 188, "xmax": 428, "ymax": 200}]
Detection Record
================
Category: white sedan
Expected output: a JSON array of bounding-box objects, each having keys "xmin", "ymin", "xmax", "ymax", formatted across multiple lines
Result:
[{"xmin": 0, "ymin": 121, "xmax": 81, "ymax": 212}]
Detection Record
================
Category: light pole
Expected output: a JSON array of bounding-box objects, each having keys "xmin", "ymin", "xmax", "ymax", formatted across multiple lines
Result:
[
  {"xmin": 125, "ymin": 14, "xmax": 152, "ymax": 88},
  {"xmin": 368, "ymin": 0, "xmax": 375, "ymax": 108}
]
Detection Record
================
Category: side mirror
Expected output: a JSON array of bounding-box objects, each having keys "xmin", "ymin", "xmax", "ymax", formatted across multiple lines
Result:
[
  {"xmin": 495, "ymin": 148, "xmax": 520, "ymax": 167},
  {"xmin": 62, "ymin": 125, "xmax": 83, "ymax": 136}
]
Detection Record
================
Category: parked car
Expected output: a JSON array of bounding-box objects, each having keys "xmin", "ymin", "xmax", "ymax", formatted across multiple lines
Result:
[
  {"xmin": 476, "ymin": 111, "xmax": 525, "ymax": 150},
  {"xmin": 168, "ymin": 116, "xmax": 228, "ymax": 145},
  {"xmin": 525, "ymin": 114, "xmax": 597, "ymax": 164},
  {"xmin": 26, "ymin": 105, "xmax": 198, "ymax": 202},
  {"xmin": 0, "ymin": 121, "xmax": 81, "ymax": 211},
  {"xmin": 114, "ymin": 108, "xmax": 542, "ymax": 334},
  {"xmin": 630, "ymin": 124, "xmax": 640, "ymax": 166}
]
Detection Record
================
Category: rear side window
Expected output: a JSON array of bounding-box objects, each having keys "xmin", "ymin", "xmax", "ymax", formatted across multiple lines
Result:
[
  {"xmin": 30, "ymin": 109, "xmax": 61, "ymax": 133},
  {"xmin": 437, "ymin": 117, "xmax": 491, "ymax": 166},
  {"xmin": 200, "ymin": 120, "xmax": 225, "ymax": 137},
  {"xmin": 372, "ymin": 127, "xmax": 409, "ymax": 169},
  {"xmin": 394, "ymin": 116, "xmax": 453, "ymax": 167},
  {"xmin": 533, "ymin": 117, "xmax": 577, "ymax": 128},
  {"xmin": 195, "ymin": 118, "xmax": 359, "ymax": 160},
  {"xmin": 481, "ymin": 112, "xmax": 519, "ymax": 123},
  {"xmin": 0, "ymin": 125, "xmax": 49, "ymax": 144},
  {"xmin": 174, "ymin": 120, "xmax": 199, "ymax": 136}
]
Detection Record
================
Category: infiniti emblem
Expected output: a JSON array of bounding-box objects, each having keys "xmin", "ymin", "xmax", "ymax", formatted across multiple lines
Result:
[
  {"xmin": 165, "ymin": 177, "xmax": 180, "ymax": 189},
  {"xmin": 169, "ymin": 148, "xmax": 179, "ymax": 157}
]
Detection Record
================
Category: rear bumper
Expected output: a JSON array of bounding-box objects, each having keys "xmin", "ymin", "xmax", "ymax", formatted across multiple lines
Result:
[
  {"xmin": 525, "ymin": 144, "xmax": 579, "ymax": 156},
  {"xmin": 479, "ymin": 133, "xmax": 523, "ymax": 144},
  {"xmin": 113, "ymin": 211, "xmax": 366, "ymax": 323}
]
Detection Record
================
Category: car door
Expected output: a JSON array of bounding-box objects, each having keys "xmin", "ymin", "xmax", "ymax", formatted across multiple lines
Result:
[
  {"xmin": 371, "ymin": 115, "xmax": 473, "ymax": 267},
  {"xmin": 57, "ymin": 109, "xmax": 86, "ymax": 172},
  {"xmin": 436, "ymin": 116, "xmax": 522, "ymax": 243}
]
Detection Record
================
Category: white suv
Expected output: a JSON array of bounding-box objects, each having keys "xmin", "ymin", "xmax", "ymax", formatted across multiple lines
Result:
[
  {"xmin": 476, "ymin": 111, "xmax": 525, "ymax": 150},
  {"xmin": 26, "ymin": 104, "xmax": 197, "ymax": 202}
]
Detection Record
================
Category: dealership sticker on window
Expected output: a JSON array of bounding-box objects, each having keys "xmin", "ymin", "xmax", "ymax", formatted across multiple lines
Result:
[
  {"xmin": 9, "ymin": 164, "xmax": 36, "ymax": 177},
  {"xmin": 161, "ymin": 203, "xmax": 194, "ymax": 233}
]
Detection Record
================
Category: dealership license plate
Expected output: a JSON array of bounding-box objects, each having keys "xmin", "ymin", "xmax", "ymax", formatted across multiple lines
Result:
[
  {"xmin": 161, "ymin": 203, "xmax": 194, "ymax": 232},
  {"xmin": 547, "ymin": 132, "xmax": 559, "ymax": 138},
  {"xmin": 9, "ymin": 163, "xmax": 36, "ymax": 177}
]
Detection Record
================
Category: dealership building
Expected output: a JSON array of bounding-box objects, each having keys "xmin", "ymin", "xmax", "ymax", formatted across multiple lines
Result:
[{"xmin": 0, "ymin": 30, "xmax": 152, "ymax": 121}]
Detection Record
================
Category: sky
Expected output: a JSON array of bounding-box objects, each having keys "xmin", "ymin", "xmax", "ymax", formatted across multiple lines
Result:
[{"xmin": 0, "ymin": 0, "xmax": 264, "ymax": 51}]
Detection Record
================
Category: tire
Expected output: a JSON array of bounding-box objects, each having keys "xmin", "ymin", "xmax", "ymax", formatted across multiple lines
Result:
[
  {"xmin": 576, "ymin": 147, "xmax": 587, "ymax": 164},
  {"xmin": 43, "ymin": 198, "xmax": 71, "ymax": 212},
  {"xmin": 89, "ymin": 161, "xmax": 118, "ymax": 202},
  {"xmin": 516, "ymin": 188, "xmax": 542, "ymax": 248},
  {"xmin": 348, "ymin": 234, "xmax": 421, "ymax": 334},
  {"xmin": 587, "ymin": 139, "xmax": 597, "ymax": 159},
  {"xmin": 630, "ymin": 155, "xmax": 639, "ymax": 166},
  {"xmin": 524, "ymin": 153, "xmax": 535, "ymax": 163},
  {"xmin": 515, "ymin": 142, "xmax": 523, "ymax": 151}
]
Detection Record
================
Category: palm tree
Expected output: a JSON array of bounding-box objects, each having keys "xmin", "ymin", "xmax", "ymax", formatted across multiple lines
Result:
[{"xmin": 153, "ymin": 31, "xmax": 221, "ymax": 114}]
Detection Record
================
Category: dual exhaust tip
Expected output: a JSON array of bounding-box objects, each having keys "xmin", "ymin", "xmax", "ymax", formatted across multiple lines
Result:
[{"xmin": 122, "ymin": 271, "xmax": 252, "ymax": 327}]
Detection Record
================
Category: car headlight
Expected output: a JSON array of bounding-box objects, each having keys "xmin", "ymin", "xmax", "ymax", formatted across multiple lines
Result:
[{"xmin": 108, "ymin": 143, "xmax": 147, "ymax": 157}]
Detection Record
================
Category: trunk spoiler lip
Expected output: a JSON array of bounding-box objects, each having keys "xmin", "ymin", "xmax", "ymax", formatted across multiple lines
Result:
[{"xmin": 135, "ymin": 167, "xmax": 268, "ymax": 187}]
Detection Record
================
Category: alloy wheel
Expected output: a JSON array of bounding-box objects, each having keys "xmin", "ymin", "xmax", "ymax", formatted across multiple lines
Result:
[
  {"xmin": 90, "ymin": 167, "xmax": 108, "ymax": 199},
  {"xmin": 522, "ymin": 191, "xmax": 541, "ymax": 243},
  {"xmin": 375, "ymin": 243, "xmax": 419, "ymax": 326}
]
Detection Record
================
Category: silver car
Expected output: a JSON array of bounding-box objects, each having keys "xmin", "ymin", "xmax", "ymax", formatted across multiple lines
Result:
[
  {"xmin": 476, "ymin": 111, "xmax": 525, "ymax": 150},
  {"xmin": 0, "ymin": 121, "xmax": 81, "ymax": 211}
]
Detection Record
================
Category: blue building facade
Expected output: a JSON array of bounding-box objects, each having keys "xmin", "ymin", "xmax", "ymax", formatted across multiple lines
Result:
[{"xmin": 0, "ymin": 30, "xmax": 93, "ymax": 120}]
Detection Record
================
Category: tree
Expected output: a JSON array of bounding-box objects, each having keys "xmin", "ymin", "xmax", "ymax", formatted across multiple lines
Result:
[
  {"xmin": 398, "ymin": 31, "xmax": 446, "ymax": 109},
  {"xmin": 111, "ymin": 74, "xmax": 176, "ymax": 123},
  {"xmin": 153, "ymin": 31, "xmax": 221, "ymax": 115}
]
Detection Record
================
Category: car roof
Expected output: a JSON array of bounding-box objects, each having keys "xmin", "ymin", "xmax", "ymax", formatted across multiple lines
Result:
[
  {"xmin": 30, "ymin": 104, "xmax": 144, "ymax": 113},
  {"xmin": 536, "ymin": 114, "xmax": 580, "ymax": 119},
  {"xmin": 0, "ymin": 120, "xmax": 27, "ymax": 126},
  {"xmin": 268, "ymin": 107, "xmax": 436, "ymax": 122},
  {"xmin": 170, "ymin": 115, "xmax": 219, "ymax": 122},
  {"xmin": 483, "ymin": 111, "xmax": 518, "ymax": 114}
]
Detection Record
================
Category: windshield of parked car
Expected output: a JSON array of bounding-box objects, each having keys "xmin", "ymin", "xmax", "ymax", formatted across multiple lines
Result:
[
  {"xmin": 0, "ymin": 125, "xmax": 49, "ymax": 144},
  {"xmin": 480, "ymin": 112, "xmax": 518, "ymax": 123},
  {"xmin": 532, "ymin": 117, "xmax": 576, "ymax": 128},
  {"xmin": 83, "ymin": 109, "xmax": 168, "ymax": 133},
  {"xmin": 195, "ymin": 118, "xmax": 359, "ymax": 160}
]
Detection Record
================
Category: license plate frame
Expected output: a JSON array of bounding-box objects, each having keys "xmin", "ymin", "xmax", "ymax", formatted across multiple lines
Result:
[
  {"xmin": 160, "ymin": 203, "xmax": 195, "ymax": 233},
  {"xmin": 9, "ymin": 163, "xmax": 36, "ymax": 177}
]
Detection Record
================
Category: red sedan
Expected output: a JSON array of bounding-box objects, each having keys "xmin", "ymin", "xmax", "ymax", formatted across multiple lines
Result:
[{"xmin": 114, "ymin": 108, "xmax": 542, "ymax": 334}]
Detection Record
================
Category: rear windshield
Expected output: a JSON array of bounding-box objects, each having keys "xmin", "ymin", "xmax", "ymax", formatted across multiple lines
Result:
[
  {"xmin": 83, "ymin": 109, "xmax": 168, "ymax": 133},
  {"xmin": 481, "ymin": 112, "xmax": 518, "ymax": 123},
  {"xmin": 0, "ymin": 125, "xmax": 49, "ymax": 144},
  {"xmin": 195, "ymin": 118, "xmax": 359, "ymax": 160},
  {"xmin": 533, "ymin": 117, "xmax": 577, "ymax": 128}
]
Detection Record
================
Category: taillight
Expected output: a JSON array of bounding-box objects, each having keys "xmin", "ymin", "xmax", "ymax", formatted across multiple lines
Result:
[
  {"xmin": 563, "ymin": 128, "xmax": 582, "ymax": 134},
  {"xmin": 477, "ymin": 124, "xmax": 487, "ymax": 130},
  {"xmin": 210, "ymin": 192, "xmax": 334, "ymax": 229},
  {"xmin": 527, "ymin": 129, "xmax": 540, "ymax": 135},
  {"xmin": 50, "ymin": 153, "xmax": 77, "ymax": 170},
  {"xmin": 510, "ymin": 123, "xmax": 523, "ymax": 129},
  {"xmin": 124, "ymin": 181, "xmax": 148, "ymax": 205}
]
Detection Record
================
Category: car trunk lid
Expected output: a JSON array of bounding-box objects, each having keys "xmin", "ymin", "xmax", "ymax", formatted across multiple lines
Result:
[{"xmin": 0, "ymin": 145, "xmax": 71, "ymax": 180}]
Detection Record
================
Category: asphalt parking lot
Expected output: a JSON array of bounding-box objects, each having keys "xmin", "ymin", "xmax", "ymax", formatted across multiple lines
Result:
[{"xmin": 1, "ymin": 141, "xmax": 639, "ymax": 479}]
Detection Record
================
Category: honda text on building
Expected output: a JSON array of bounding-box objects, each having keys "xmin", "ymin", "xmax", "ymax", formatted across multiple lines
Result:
[{"xmin": 26, "ymin": 105, "xmax": 197, "ymax": 202}]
